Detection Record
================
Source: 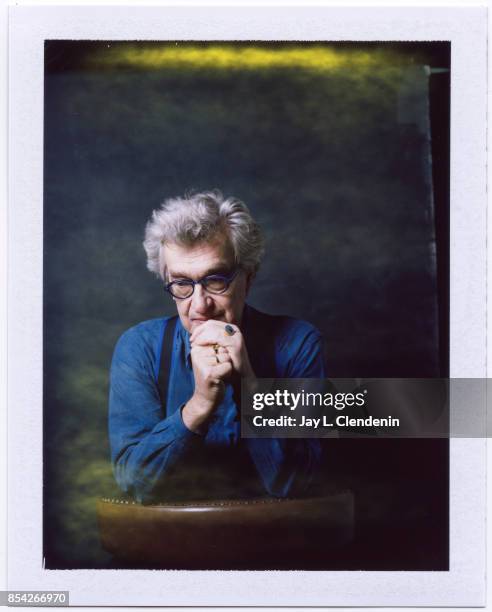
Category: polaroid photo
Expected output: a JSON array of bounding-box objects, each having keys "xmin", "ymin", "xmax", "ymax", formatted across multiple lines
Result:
[{"xmin": 7, "ymin": 4, "xmax": 487, "ymax": 608}]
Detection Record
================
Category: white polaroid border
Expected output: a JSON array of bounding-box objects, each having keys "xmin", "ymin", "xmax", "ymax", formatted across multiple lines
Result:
[{"xmin": 8, "ymin": 5, "xmax": 487, "ymax": 607}]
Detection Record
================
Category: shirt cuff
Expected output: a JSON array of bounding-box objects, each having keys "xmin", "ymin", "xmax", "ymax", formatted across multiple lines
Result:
[{"xmin": 170, "ymin": 404, "xmax": 207, "ymax": 439}]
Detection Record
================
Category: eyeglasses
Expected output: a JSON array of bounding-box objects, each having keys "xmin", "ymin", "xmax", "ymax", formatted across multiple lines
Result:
[{"xmin": 165, "ymin": 268, "xmax": 240, "ymax": 300}]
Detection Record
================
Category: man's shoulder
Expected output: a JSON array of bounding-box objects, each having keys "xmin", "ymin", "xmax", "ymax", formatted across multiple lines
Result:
[
  {"xmin": 118, "ymin": 316, "xmax": 169, "ymax": 341},
  {"xmin": 113, "ymin": 316, "xmax": 177, "ymax": 363},
  {"xmin": 247, "ymin": 306, "xmax": 322, "ymax": 341},
  {"xmin": 246, "ymin": 306, "xmax": 326, "ymax": 377}
]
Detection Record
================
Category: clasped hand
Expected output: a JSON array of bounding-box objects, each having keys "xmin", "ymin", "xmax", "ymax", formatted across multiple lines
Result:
[{"xmin": 182, "ymin": 320, "xmax": 255, "ymax": 432}]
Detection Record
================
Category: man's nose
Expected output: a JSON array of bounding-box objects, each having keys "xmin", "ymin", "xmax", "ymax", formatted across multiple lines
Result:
[{"xmin": 190, "ymin": 284, "xmax": 213, "ymax": 312}]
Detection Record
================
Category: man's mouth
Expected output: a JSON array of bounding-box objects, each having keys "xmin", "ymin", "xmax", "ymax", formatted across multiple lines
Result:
[{"xmin": 190, "ymin": 317, "xmax": 212, "ymax": 326}]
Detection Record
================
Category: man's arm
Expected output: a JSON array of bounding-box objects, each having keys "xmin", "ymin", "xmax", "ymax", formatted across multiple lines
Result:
[
  {"xmin": 109, "ymin": 329, "xmax": 202, "ymax": 503},
  {"xmin": 109, "ymin": 323, "xmax": 233, "ymax": 503}
]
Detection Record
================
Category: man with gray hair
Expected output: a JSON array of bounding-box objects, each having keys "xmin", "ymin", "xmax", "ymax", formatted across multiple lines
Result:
[{"xmin": 109, "ymin": 190, "xmax": 326, "ymax": 503}]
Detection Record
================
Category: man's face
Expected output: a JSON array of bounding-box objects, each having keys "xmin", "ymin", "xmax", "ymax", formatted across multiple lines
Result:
[{"xmin": 162, "ymin": 234, "xmax": 251, "ymax": 334}]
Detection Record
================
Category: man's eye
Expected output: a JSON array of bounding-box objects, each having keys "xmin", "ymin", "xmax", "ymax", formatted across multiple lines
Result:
[{"xmin": 203, "ymin": 276, "xmax": 227, "ymax": 291}]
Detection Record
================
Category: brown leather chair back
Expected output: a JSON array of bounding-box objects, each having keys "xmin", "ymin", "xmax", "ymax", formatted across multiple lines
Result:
[{"xmin": 97, "ymin": 492, "xmax": 354, "ymax": 569}]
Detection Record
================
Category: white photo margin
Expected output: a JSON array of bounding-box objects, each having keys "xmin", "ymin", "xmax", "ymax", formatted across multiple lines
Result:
[{"xmin": 8, "ymin": 5, "xmax": 487, "ymax": 607}]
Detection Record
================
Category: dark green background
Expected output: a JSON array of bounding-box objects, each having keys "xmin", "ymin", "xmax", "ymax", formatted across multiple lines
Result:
[{"xmin": 43, "ymin": 42, "xmax": 448, "ymax": 569}]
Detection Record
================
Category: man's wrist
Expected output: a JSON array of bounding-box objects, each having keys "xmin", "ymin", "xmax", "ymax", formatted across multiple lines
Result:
[{"xmin": 181, "ymin": 395, "xmax": 216, "ymax": 434}]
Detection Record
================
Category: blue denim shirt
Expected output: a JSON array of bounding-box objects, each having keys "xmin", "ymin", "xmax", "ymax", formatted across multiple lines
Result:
[{"xmin": 109, "ymin": 305, "xmax": 326, "ymax": 503}]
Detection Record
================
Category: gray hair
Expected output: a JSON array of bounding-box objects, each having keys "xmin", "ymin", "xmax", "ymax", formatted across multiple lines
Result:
[{"xmin": 143, "ymin": 190, "xmax": 265, "ymax": 279}]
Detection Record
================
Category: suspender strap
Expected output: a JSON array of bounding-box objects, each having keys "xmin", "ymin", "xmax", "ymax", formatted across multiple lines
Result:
[{"xmin": 157, "ymin": 316, "xmax": 178, "ymax": 405}]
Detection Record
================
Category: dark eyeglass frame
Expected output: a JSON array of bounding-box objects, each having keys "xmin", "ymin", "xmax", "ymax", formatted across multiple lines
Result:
[{"xmin": 164, "ymin": 268, "xmax": 240, "ymax": 300}]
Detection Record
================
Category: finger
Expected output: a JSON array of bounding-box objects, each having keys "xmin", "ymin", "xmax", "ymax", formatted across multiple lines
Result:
[
  {"xmin": 190, "ymin": 319, "xmax": 222, "ymax": 343},
  {"xmin": 209, "ymin": 345, "xmax": 229, "ymax": 364},
  {"xmin": 191, "ymin": 331, "xmax": 238, "ymax": 349},
  {"xmin": 212, "ymin": 361, "xmax": 233, "ymax": 380},
  {"xmin": 216, "ymin": 350, "xmax": 232, "ymax": 364},
  {"xmin": 191, "ymin": 320, "xmax": 237, "ymax": 344},
  {"xmin": 190, "ymin": 345, "xmax": 218, "ymax": 359},
  {"xmin": 227, "ymin": 351, "xmax": 242, "ymax": 373},
  {"xmin": 190, "ymin": 345, "xmax": 222, "ymax": 364},
  {"xmin": 200, "ymin": 355, "xmax": 221, "ymax": 367},
  {"xmin": 213, "ymin": 347, "xmax": 231, "ymax": 363},
  {"xmin": 191, "ymin": 329, "xmax": 224, "ymax": 347}
]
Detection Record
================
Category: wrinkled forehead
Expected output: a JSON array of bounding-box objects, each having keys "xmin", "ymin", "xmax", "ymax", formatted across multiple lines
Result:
[{"xmin": 160, "ymin": 233, "xmax": 235, "ymax": 280}]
